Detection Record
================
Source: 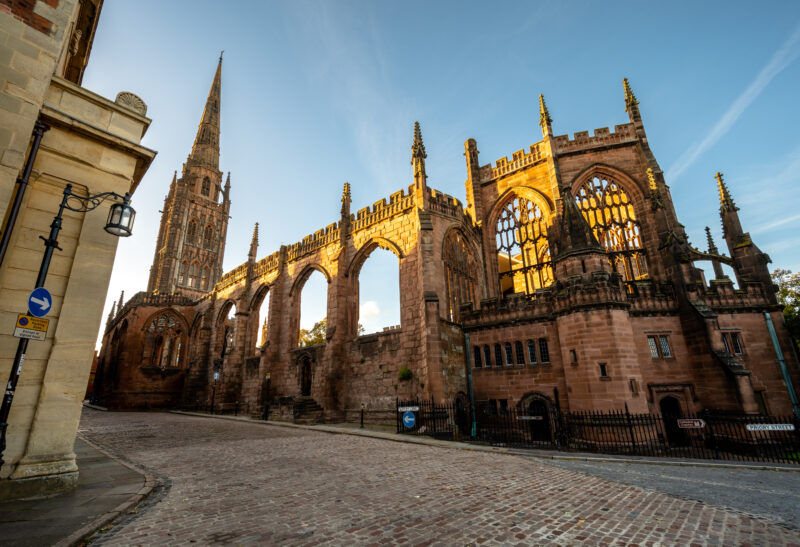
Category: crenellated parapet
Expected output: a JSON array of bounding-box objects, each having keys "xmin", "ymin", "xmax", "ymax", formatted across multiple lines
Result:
[
  {"xmin": 482, "ymin": 142, "xmax": 547, "ymax": 182},
  {"xmin": 286, "ymin": 223, "xmax": 341, "ymax": 262},
  {"xmin": 215, "ymin": 262, "xmax": 248, "ymax": 292},
  {"xmin": 551, "ymin": 124, "xmax": 637, "ymax": 155},
  {"xmin": 350, "ymin": 186, "xmax": 416, "ymax": 233},
  {"xmin": 254, "ymin": 250, "xmax": 281, "ymax": 278},
  {"xmin": 694, "ymin": 278, "xmax": 775, "ymax": 312}
]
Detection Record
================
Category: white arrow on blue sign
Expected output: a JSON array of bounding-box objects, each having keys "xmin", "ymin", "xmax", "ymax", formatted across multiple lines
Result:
[
  {"xmin": 402, "ymin": 411, "xmax": 416, "ymax": 428},
  {"xmin": 28, "ymin": 287, "xmax": 52, "ymax": 318}
]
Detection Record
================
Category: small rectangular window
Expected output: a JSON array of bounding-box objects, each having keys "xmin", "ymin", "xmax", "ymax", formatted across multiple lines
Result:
[
  {"xmin": 722, "ymin": 334, "xmax": 731, "ymax": 354},
  {"xmin": 538, "ymin": 339, "xmax": 550, "ymax": 363},
  {"xmin": 527, "ymin": 340, "xmax": 537, "ymax": 364},
  {"xmin": 599, "ymin": 363, "xmax": 609, "ymax": 378},
  {"xmin": 494, "ymin": 344, "xmax": 504, "ymax": 368},
  {"xmin": 504, "ymin": 343, "xmax": 514, "ymax": 366},
  {"xmin": 647, "ymin": 336, "xmax": 659, "ymax": 358},
  {"xmin": 515, "ymin": 341, "xmax": 525, "ymax": 365},
  {"xmin": 570, "ymin": 349, "xmax": 578, "ymax": 364},
  {"xmin": 730, "ymin": 332, "xmax": 743, "ymax": 355},
  {"xmin": 473, "ymin": 346, "xmax": 482, "ymax": 368},
  {"xmin": 484, "ymin": 346, "xmax": 492, "ymax": 368},
  {"xmin": 659, "ymin": 336, "xmax": 672, "ymax": 358}
]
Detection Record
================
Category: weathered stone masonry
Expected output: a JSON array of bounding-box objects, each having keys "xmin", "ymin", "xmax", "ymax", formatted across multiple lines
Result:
[{"xmin": 95, "ymin": 71, "xmax": 800, "ymax": 423}]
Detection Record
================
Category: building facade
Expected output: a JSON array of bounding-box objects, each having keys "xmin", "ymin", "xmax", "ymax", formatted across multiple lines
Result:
[
  {"xmin": 0, "ymin": 0, "xmax": 156, "ymax": 499},
  {"xmin": 96, "ymin": 72, "xmax": 800, "ymax": 425}
]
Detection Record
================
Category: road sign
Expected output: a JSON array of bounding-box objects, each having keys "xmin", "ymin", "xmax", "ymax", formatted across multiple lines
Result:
[
  {"xmin": 27, "ymin": 287, "xmax": 52, "ymax": 318},
  {"xmin": 398, "ymin": 406, "xmax": 419, "ymax": 412},
  {"xmin": 13, "ymin": 314, "xmax": 49, "ymax": 341},
  {"xmin": 402, "ymin": 411, "xmax": 416, "ymax": 428},
  {"xmin": 746, "ymin": 423, "xmax": 795, "ymax": 432},
  {"xmin": 677, "ymin": 419, "xmax": 706, "ymax": 429}
]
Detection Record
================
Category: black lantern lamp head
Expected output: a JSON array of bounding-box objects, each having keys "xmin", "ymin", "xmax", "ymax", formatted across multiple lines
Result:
[{"xmin": 104, "ymin": 193, "xmax": 135, "ymax": 237}]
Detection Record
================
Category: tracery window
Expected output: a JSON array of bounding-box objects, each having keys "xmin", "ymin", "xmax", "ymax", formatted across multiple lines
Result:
[
  {"xmin": 203, "ymin": 225, "xmax": 214, "ymax": 248},
  {"xmin": 574, "ymin": 175, "xmax": 649, "ymax": 282},
  {"xmin": 443, "ymin": 230, "xmax": 478, "ymax": 320},
  {"xmin": 143, "ymin": 312, "xmax": 184, "ymax": 368},
  {"xmin": 495, "ymin": 194, "xmax": 553, "ymax": 297},
  {"xmin": 201, "ymin": 268, "xmax": 209, "ymax": 290},
  {"xmin": 178, "ymin": 262, "xmax": 187, "ymax": 285},
  {"xmin": 188, "ymin": 262, "xmax": 200, "ymax": 288},
  {"xmin": 201, "ymin": 176, "xmax": 211, "ymax": 197},
  {"xmin": 186, "ymin": 219, "xmax": 198, "ymax": 245}
]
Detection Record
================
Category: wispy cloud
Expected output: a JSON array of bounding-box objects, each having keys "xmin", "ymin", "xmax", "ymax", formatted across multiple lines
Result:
[
  {"xmin": 360, "ymin": 300, "xmax": 380, "ymax": 318},
  {"xmin": 666, "ymin": 22, "xmax": 800, "ymax": 183}
]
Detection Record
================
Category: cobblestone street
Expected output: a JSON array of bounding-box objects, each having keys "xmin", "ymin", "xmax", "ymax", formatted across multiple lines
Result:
[{"xmin": 78, "ymin": 409, "xmax": 800, "ymax": 546}]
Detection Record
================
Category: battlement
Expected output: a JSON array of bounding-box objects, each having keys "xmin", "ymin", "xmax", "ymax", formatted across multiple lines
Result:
[
  {"xmin": 351, "ymin": 186, "xmax": 414, "ymax": 232},
  {"xmin": 287, "ymin": 222, "xmax": 341, "ymax": 262},
  {"xmin": 427, "ymin": 187, "xmax": 471, "ymax": 222},
  {"xmin": 484, "ymin": 142, "xmax": 546, "ymax": 181},
  {"xmin": 696, "ymin": 278, "xmax": 774, "ymax": 311},
  {"xmin": 254, "ymin": 250, "xmax": 281, "ymax": 278},
  {"xmin": 215, "ymin": 262, "xmax": 248, "ymax": 292},
  {"xmin": 552, "ymin": 123, "xmax": 637, "ymax": 155}
]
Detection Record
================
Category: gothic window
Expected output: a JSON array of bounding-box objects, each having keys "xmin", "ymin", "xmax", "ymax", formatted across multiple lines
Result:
[
  {"xmin": 188, "ymin": 262, "xmax": 200, "ymax": 288},
  {"xmin": 473, "ymin": 346, "xmax": 482, "ymax": 368},
  {"xmin": 574, "ymin": 175, "xmax": 649, "ymax": 282},
  {"xmin": 201, "ymin": 268, "xmax": 209, "ymax": 290},
  {"xmin": 203, "ymin": 225, "xmax": 214, "ymax": 249},
  {"xmin": 483, "ymin": 345, "xmax": 492, "ymax": 368},
  {"xmin": 527, "ymin": 340, "xmax": 537, "ymax": 364},
  {"xmin": 495, "ymin": 194, "xmax": 553, "ymax": 297},
  {"xmin": 143, "ymin": 312, "xmax": 184, "ymax": 369},
  {"xmin": 443, "ymin": 230, "xmax": 478, "ymax": 321},
  {"xmin": 186, "ymin": 219, "xmax": 198, "ymax": 245},
  {"xmin": 494, "ymin": 344, "xmax": 503, "ymax": 368},
  {"xmin": 504, "ymin": 342, "xmax": 513, "ymax": 366},
  {"xmin": 201, "ymin": 176, "xmax": 211, "ymax": 197},
  {"xmin": 538, "ymin": 338, "xmax": 550, "ymax": 363},
  {"xmin": 515, "ymin": 341, "xmax": 525, "ymax": 365},
  {"xmin": 178, "ymin": 262, "xmax": 187, "ymax": 286}
]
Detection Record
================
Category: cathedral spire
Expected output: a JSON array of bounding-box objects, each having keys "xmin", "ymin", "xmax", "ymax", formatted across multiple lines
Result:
[
  {"xmin": 623, "ymin": 77, "xmax": 641, "ymax": 122},
  {"xmin": 411, "ymin": 122, "xmax": 428, "ymax": 207},
  {"xmin": 189, "ymin": 55, "xmax": 222, "ymax": 169},
  {"xmin": 539, "ymin": 94, "xmax": 553, "ymax": 138},
  {"xmin": 248, "ymin": 222, "xmax": 259, "ymax": 262},
  {"xmin": 705, "ymin": 226, "xmax": 719, "ymax": 254},
  {"xmin": 341, "ymin": 181, "xmax": 351, "ymax": 217},
  {"xmin": 716, "ymin": 172, "xmax": 737, "ymax": 213}
]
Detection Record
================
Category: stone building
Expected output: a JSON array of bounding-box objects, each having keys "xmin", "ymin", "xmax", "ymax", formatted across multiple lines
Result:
[
  {"xmin": 96, "ymin": 67, "xmax": 799, "ymax": 425},
  {"xmin": 0, "ymin": 0, "xmax": 156, "ymax": 499}
]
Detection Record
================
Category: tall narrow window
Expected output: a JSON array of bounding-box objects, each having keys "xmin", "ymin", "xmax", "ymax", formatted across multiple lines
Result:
[
  {"xmin": 647, "ymin": 336, "xmax": 659, "ymax": 358},
  {"xmin": 527, "ymin": 340, "xmax": 537, "ymax": 364},
  {"xmin": 483, "ymin": 346, "xmax": 492, "ymax": 368},
  {"xmin": 504, "ymin": 342, "xmax": 513, "ymax": 366},
  {"xmin": 473, "ymin": 346, "xmax": 482, "ymax": 368},
  {"xmin": 188, "ymin": 263, "xmax": 200, "ymax": 288},
  {"xmin": 659, "ymin": 335, "xmax": 672, "ymax": 358},
  {"xmin": 178, "ymin": 262, "xmax": 187, "ymax": 285},
  {"xmin": 515, "ymin": 341, "xmax": 525, "ymax": 365},
  {"xmin": 495, "ymin": 194, "xmax": 552, "ymax": 297},
  {"xmin": 201, "ymin": 176, "xmax": 211, "ymax": 197},
  {"xmin": 574, "ymin": 175, "xmax": 648, "ymax": 282},
  {"xmin": 186, "ymin": 219, "xmax": 198, "ymax": 245},
  {"xmin": 730, "ymin": 332, "xmax": 743, "ymax": 355},
  {"xmin": 203, "ymin": 225, "xmax": 214, "ymax": 248},
  {"xmin": 494, "ymin": 344, "xmax": 503, "ymax": 368},
  {"xmin": 201, "ymin": 268, "xmax": 209, "ymax": 290},
  {"xmin": 443, "ymin": 230, "xmax": 478, "ymax": 321},
  {"xmin": 538, "ymin": 338, "xmax": 550, "ymax": 363}
]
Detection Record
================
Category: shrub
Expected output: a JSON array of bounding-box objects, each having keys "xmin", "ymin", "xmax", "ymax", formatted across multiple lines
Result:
[{"xmin": 398, "ymin": 367, "xmax": 412, "ymax": 381}]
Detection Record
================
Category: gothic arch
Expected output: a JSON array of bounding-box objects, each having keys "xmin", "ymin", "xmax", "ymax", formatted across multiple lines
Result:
[
  {"xmin": 567, "ymin": 163, "xmax": 646, "ymax": 204},
  {"xmin": 249, "ymin": 283, "xmax": 272, "ymax": 312},
  {"xmin": 140, "ymin": 308, "xmax": 189, "ymax": 334},
  {"xmin": 346, "ymin": 237, "xmax": 404, "ymax": 278},
  {"xmin": 216, "ymin": 299, "xmax": 239, "ymax": 326},
  {"xmin": 487, "ymin": 186, "xmax": 554, "ymax": 229},
  {"xmin": 441, "ymin": 225, "xmax": 481, "ymax": 321},
  {"xmin": 517, "ymin": 390, "xmax": 556, "ymax": 410},
  {"xmin": 141, "ymin": 311, "xmax": 187, "ymax": 369},
  {"xmin": 289, "ymin": 263, "xmax": 331, "ymax": 297}
]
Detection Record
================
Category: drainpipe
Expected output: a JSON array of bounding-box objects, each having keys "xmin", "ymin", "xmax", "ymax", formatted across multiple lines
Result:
[
  {"xmin": 0, "ymin": 120, "xmax": 49, "ymax": 269},
  {"xmin": 464, "ymin": 331, "xmax": 476, "ymax": 437},
  {"xmin": 764, "ymin": 311, "xmax": 800, "ymax": 418}
]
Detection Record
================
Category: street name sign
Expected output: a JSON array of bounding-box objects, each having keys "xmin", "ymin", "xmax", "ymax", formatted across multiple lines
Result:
[
  {"xmin": 27, "ymin": 287, "xmax": 52, "ymax": 318},
  {"xmin": 746, "ymin": 424, "xmax": 795, "ymax": 432},
  {"xmin": 398, "ymin": 406, "xmax": 419, "ymax": 412},
  {"xmin": 517, "ymin": 416, "xmax": 544, "ymax": 421},
  {"xmin": 13, "ymin": 314, "xmax": 49, "ymax": 341},
  {"xmin": 677, "ymin": 419, "xmax": 706, "ymax": 429}
]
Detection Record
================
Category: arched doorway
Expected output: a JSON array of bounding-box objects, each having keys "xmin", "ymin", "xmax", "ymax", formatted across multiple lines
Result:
[
  {"xmin": 527, "ymin": 399, "xmax": 552, "ymax": 442},
  {"xmin": 299, "ymin": 356, "xmax": 312, "ymax": 396},
  {"xmin": 659, "ymin": 396, "xmax": 687, "ymax": 446}
]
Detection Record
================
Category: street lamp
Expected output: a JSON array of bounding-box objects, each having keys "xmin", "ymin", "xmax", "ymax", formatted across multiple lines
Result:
[{"xmin": 0, "ymin": 183, "xmax": 135, "ymax": 469}]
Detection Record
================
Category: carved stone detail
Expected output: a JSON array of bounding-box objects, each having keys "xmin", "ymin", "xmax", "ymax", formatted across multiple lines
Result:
[{"xmin": 115, "ymin": 92, "xmax": 147, "ymax": 115}]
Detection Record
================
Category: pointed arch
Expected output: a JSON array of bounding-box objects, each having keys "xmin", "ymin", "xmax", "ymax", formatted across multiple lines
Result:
[
  {"xmin": 186, "ymin": 218, "xmax": 199, "ymax": 245},
  {"xmin": 346, "ymin": 237, "xmax": 404, "ymax": 278},
  {"xmin": 289, "ymin": 263, "xmax": 331, "ymax": 297},
  {"xmin": 442, "ymin": 226, "xmax": 481, "ymax": 321},
  {"xmin": 203, "ymin": 224, "xmax": 214, "ymax": 248},
  {"xmin": 201, "ymin": 176, "xmax": 211, "ymax": 197},
  {"xmin": 141, "ymin": 309, "xmax": 189, "ymax": 369},
  {"xmin": 487, "ymin": 186, "xmax": 555, "ymax": 229}
]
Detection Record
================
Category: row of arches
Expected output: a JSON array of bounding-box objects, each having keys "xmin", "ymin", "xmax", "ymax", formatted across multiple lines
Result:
[
  {"xmin": 493, "ymin": 172, "xmax": 649, "ymax": 297},
  {"xmin": 186, "ymin": 219, "xmax": 215, "ymax": 249}
]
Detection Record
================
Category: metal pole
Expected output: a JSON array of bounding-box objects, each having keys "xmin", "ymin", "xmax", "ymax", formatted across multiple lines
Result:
[
  {"xmin": 360, "ymin": 403, "xmax": 365, "ymax": 428},
  {"xmin": 764, "ymin": 311, "xmax": 800, "ymax": 418},
  {"xmin": 464, "ymin": 332, "xmax": 477, "ymax": 438},
  {"xmin": 0, "ymin": 121, "xmax": 49, "ymax": 269},
  {"xmin": 210, "ymin": 380, "xmax": 217, "ymax": 415},
  {"xmin": 0, "ymin": 184, "xmax": 70, "ymax": 469}
]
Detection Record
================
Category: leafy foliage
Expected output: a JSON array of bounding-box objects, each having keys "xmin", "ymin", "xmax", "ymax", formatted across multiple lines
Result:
[
  {"xmin": 398, "ymin": 366, "xmax": 412, "ymax": 381},
  {"xmin": 298, "ymin": 317, "xmax": 365, "ymax": 347},
  {"xmin": 772, "ymin": 269, "xmax": 800, "ymax": 353}
]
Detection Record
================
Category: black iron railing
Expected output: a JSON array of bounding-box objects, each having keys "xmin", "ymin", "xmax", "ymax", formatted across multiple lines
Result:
[{"xmin": 396, "ymin": 398, "xmax": 800, "ymax": 465}]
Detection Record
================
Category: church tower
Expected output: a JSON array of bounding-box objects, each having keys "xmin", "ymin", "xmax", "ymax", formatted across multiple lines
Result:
[{"xmin": 147, "ymin": 54, "xmax": 231, "ymax": 298}]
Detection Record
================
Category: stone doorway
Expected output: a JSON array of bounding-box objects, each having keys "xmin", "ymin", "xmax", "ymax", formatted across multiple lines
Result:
[
  {"xmin": 527, "ymin": 399, "xmax": 552, "ymax": 442},
  {"xmin": 299, "ymin": 357, "xmax": 312, "ymax": 396},
  {"xmin": 659, "ymin": 395, "xmax": 687, "ymax": 446}
]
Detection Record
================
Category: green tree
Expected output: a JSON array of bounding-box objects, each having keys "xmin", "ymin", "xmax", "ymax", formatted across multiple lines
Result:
[
  {"xmin": 298, "ymin": 317, "xmax": 365, "ymax": 346},
  {"xmin": 772, "ymin": 269, "xmax": 800, "ymax": 353}
]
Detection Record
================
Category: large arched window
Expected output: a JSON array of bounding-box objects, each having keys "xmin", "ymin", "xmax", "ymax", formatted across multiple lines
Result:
[
  {"xmin": 203, "ymin": 225, "xmax": 214, "ymax": 249},
  {"xmin": 142, "ymin": 312, "xmax": 184, "ymax": 369},
  {"xmin": 574, "ymin": 175, "xmax": 648, "ymax": 281},
  {"xmin": 201, "ymin": 268, "xmax": 209, "ymax": 291},
  {"xmin": 495, "ymin": 194, "xmax": 553, "ymax": 297},
  {"xmin": 186, "ymin": 219, "xmax": 198, "ymax": 245},
  {"xmin": 443, "ymin": 229, "xmax": 478, "ymax": 321},
  {"xmin": 188, "ymin": 262, "xmax": 200, "ymax": 288},
  {"xmin": 201, "ymin": 176, "xmax": 211, "ymax": 197},
  {"xmin": 178, "ymin": 262, "xmax": 187, "ymax": 286}
]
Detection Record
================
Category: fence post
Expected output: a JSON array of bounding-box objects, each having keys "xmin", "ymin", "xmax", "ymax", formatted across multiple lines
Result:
[
  {"xmin": 704, "ymin": 413, "xmax": 721, "ymax": 460},
  {"xmin": 625, "ymin": 403, "xmax": 637, "ymax": 455},
  {"xmin": 431, "ymin": 396, "xmax": 437, "ymax": 437},
  {"xmin": 396, "ymin": 398, "xmax": 399, "ymax": 433}
]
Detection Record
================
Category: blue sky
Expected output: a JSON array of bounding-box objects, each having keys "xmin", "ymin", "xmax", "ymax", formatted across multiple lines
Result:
[{"xmin": 86, "ymin": 1, "xmax": 800, "ymax": 347}]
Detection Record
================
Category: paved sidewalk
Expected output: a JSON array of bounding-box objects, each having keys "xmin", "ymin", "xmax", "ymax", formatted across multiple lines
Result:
[{"xmin": 0, "ymin": 437, "xmax": 152, "ymax": 547}]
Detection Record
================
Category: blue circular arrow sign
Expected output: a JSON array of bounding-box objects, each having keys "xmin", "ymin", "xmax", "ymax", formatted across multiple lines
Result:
[
  {"xmin": 28, "ymin": 287, "xmax": 52, "ymax": 318},
  {"xmin": 402, "ymin": 411, "xmax": 416, "ymax": 428}
]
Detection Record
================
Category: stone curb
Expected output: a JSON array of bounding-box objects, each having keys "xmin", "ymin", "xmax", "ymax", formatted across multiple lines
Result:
[
  {"xmin": 169, "ymin": 410, "xmax": 800, "ymax": 473},
  {"xmin": 53, "ymin": 435, "xmax": 157, "ymax": 547}
]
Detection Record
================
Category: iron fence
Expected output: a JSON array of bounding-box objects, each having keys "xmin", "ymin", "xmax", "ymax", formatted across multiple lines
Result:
[{"xmin": 396, "ymin": 398, "xmax": 800, "ymax": 465}]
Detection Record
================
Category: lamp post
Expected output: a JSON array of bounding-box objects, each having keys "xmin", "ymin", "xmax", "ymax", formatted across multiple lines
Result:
[{"xmin": 0, "ymin": 183, "xmax": 135, "ymax": 469}]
